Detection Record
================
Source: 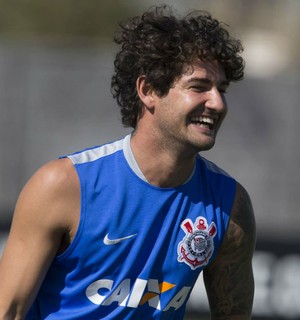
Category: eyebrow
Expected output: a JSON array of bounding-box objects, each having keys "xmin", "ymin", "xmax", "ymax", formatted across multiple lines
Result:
[{"xmin": 186, "ymin": 77, "xmax": 230, "ymax": 87}]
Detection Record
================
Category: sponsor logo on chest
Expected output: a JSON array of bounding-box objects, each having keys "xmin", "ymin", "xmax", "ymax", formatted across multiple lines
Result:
[
  {"xmin": 86, "ymin": 278, "xmax": 192, "ymax": 311},
  {"xmin": 85, "ymin": 216, "xmax": 217, "ymax": 311},
  {"xmin": 177, "ymin": 216, "xmax": 217, "ymax": 270}
]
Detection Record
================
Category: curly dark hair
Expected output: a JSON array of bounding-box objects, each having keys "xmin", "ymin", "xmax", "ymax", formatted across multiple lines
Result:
[{"xmin": 111, "ymin": 5, "xmax": 244, "ymax": 128}]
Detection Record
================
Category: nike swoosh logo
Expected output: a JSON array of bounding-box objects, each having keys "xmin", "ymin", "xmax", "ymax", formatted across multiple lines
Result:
[{"xmin": 103, "ymin": 233, "xmax": 137, "ymax": 245}]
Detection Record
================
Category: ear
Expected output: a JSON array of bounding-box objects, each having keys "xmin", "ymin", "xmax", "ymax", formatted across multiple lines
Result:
[{"xmin": 136, "ymin": 76, "xmax": 155, "ymax": 111}]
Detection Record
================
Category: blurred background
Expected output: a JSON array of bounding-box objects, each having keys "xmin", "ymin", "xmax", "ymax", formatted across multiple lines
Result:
[{"xmin": 0, "ymin": 0, "xmax": 299, "ymax": 319}]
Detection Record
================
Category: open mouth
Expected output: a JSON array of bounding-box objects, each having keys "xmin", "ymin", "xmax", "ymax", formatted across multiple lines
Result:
[{"xmin": 190, "ymin": 116, "xmax": 215, "ymax": 130}]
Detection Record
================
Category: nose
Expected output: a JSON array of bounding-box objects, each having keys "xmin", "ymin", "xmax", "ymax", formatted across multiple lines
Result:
[{"xmin": 204, "ymin": 87, "xmax": 227, "ymax": 113}]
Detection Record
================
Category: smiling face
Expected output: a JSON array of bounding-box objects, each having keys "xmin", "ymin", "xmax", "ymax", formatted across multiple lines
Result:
[{"xmin": 149, "ymin": 60, "xmax": 229, "ymax": 155}]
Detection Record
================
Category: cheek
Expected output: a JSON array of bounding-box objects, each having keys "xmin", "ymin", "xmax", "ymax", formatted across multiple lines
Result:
[{"xmin": 156, "ymin": 92, "xmax": 203, "ymax": 121}]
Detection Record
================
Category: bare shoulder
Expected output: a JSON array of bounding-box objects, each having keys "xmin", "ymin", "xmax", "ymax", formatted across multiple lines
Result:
[
  {"xmin": 6, "ymin": 157, "xmax": 81, "ymax": 258},
  {"xmin": 0, "ymin": 158, "xmax": 80, "ymax": 316},
  {"xmin": 230, "ymin": 182, "xmax": 256, "ymax": 244},
  {"xmin": 214, "ymin": 182, "xmax": 256, "ymax": 262},
  {"xmin": 203, "ymin": 182, "xmax": 256, "ymax": 319},
  {"xmin": 21, "ymin": 157, "xmax": 78, "ymax": 195},
  {"xmin": 15, "ymin": 158, "xmax": 80, "ymax": 232},
  {"xmin": 29, "ymin": 157, "xmax": 79, "ymax": 196}
]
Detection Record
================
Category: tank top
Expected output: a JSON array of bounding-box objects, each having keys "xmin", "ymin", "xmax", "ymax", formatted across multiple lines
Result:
[{"xmin": 26, "ymin": 134, "xmax": 236, "ymax": 319}]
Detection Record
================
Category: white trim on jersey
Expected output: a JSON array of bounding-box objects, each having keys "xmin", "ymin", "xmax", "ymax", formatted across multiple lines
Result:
[
  {"xmin": 68, "ymin": 138, "xmax": 124, "ymax": 165},
  {"xmin": 122, "ymin": 134, "xmax": 149, "ymax": 183}
]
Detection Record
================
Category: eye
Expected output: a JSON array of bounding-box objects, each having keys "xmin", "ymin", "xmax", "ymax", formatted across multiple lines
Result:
[{"xmin": 190, "ymin": 86, "xmax": 207, "ymax": 93}]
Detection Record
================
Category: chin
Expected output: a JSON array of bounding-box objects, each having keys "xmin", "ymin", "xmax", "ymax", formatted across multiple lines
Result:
[
  {"xmin": 186, "ymin": 141, "xmax": 215, "ymax": 155},
  {"xmin": 194, "ymin": 138, "xmax": 216, "ymax": 152},
  {"xmin": 198, "ymin": 144, "xmax": 215, "ymax": 152}
]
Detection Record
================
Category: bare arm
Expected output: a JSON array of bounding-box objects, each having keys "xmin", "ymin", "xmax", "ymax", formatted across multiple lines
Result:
[
  {"xmin": 0, "ymin": 159, "xmax": 79, "ymax": 319},
  {"xmin": 203, "ymin": 182, "xmax": 256, "ymax": 320}
]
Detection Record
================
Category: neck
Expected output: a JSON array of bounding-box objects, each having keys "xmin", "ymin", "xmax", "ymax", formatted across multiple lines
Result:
[{"xmin": 130, "ymin": 131, "xmax": 196, "ymax": 188}]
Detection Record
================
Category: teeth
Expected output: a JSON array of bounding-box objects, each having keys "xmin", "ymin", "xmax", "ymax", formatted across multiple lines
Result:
[{"xmin": 190, "ymin": 116, "xmax": 215, "ymax": 125}]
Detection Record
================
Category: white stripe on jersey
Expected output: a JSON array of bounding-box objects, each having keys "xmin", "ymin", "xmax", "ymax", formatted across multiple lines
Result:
[{"xmin": 68, "ymin": 138, "xmax": 124, "ymax": 165}]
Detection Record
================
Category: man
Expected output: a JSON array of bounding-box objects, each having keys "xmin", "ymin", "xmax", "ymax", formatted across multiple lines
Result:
[{"xmin": 0, "ymin": 5, "xmax": 256, "ymax": 319}]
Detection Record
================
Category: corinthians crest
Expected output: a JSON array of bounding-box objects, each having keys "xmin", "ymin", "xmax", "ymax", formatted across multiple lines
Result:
[{"xmin": 177, "ymin": 216, "xmax": 217, "ymax": 270}]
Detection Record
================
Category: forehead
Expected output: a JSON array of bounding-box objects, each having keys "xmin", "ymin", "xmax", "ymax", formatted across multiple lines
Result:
[{"xmin": 179, "ymin": 60, "xmax": 227, "ymax": 84}]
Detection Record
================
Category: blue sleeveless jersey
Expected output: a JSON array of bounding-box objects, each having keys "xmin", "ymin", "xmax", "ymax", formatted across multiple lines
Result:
[{"xmin": 27, "ymin": 134, "xmax": 236, "ymax": 319}]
